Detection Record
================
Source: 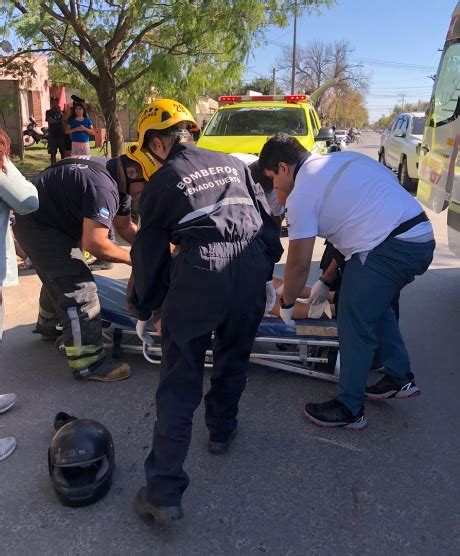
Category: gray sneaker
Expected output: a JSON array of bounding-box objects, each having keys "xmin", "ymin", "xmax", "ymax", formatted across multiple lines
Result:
[
  {"xmin": 0, "ymin": 393, "xmax": 16, "ymax": 414},
  {"xmin": 0, "ymin": 437, "xmax": 17, "ymax": 461}
]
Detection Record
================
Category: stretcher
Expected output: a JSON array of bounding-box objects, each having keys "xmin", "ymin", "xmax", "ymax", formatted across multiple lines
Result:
[{"xmin": 96, "ymin": 276, "xmax": 340, "ymax": 382}]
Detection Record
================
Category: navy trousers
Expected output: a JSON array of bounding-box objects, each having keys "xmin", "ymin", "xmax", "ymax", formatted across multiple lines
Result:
[
  {"xmin": 336, "ymin": 237, "xmax": 435, "ymax": 414},
  {"xmin": 144, "ymin": 240, "xmax": 270, "ymax": 506}
]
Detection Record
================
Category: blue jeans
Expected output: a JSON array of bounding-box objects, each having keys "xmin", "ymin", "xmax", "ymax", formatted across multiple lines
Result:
[{"xmin": 336, "ymin": 237, "xmax": 435, "ymax": 414}]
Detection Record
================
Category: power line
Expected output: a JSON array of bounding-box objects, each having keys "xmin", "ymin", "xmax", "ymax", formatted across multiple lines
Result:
[{"xmin": 265, "ymin": 39, "xmax": 437, "ymax": 72}]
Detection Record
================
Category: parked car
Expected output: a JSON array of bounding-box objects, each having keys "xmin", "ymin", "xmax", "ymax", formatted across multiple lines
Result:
[
  {"xmin": 334, "ymin": 129, "xmax": 348, "ymax": 142},
  {"xmin": 378, "ymin": 112, "xmax": 425, "ymax": 190}
]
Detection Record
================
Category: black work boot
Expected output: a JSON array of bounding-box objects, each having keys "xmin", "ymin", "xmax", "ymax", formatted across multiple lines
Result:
[
  {"xmin": 135, "ymin": 487, "xmax": 183, "ymax": 527},
  {"xmin": 33, "ymin": 323, "xmax": 61, "ymax": 341},
  {"xmin": 208, "ymin": 429, "xmax": 237, "ymax": 455},
  {"xmin": 72, "ymin": 360, "xmax": 131, "ymax": 382}
]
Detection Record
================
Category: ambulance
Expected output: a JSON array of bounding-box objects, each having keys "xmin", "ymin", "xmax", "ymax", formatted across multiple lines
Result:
[
  {"xmin": 417, "ymin": 2, "xmax": 460, "ymax": 255},
  {"xmin": 196, "ymin": 94, "xmax": 322, "ymax": 156}
]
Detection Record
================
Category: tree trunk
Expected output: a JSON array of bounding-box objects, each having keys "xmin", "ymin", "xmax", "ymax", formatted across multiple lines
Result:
[{"xmin": 96, "ymin": 75, "xmax": 124, "ymax": 157}]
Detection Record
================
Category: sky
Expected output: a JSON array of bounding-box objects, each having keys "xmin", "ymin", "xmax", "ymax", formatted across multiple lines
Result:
[{"xmin": 245, "ymin": 0, "xmax": 457, "ymax": 123}]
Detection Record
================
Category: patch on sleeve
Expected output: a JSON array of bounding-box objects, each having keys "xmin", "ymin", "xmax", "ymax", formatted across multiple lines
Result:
[{"xmin": 98, "ymin": 207, "xmax": 110, "ymax": 219}]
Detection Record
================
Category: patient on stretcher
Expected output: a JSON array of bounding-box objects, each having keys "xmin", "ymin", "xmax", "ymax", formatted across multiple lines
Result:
[
  {"xmin": 269, "ymin": 276, "xmax": 335, "ymax": 320},
  {"xmin": 147, "ymin": 275, "xmax": 335, "ymax": 334}
]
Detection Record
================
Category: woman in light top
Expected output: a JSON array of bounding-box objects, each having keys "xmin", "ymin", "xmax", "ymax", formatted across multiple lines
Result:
[{"xmin": 0, "ymin": 129, "xmax": 39, "ymax": 461}]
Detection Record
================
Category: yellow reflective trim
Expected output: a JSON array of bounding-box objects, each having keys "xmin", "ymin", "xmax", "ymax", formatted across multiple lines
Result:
[
  {"xmin": 68, "ymin": 355, "xmax": 103, "ymax": 370},
  {"xmin": 65, "ymin": 345, "xmax": 100, "ymax": 357},
  {"xmin": 417, "ymin": 179, "xmax": 433, "ymax": 204}
]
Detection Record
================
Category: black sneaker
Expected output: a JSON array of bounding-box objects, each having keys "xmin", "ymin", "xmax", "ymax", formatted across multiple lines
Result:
[
  {"xmin": 208, "ymin": 429, "xmax": 237, "ymax": 455},
  {"xmin": 366, "ymin": 372, "xmax": 420, "ymax": 400},
  {"xmin": 135, "ymin": 487, "xmax": 183, "ymax": 527},
  {"xmin": 304, "ymin": 399, "xmax": 367, "ymax": 430}
]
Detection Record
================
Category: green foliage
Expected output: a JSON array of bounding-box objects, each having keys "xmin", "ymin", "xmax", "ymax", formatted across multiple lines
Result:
[
  {"xmin": 372, "ymin": 100, "xmax": 429, "ymax": 130},
  {"xmin": 0, "ymin": 0, "xmax": 335, "ymax": 152},
  {"xmin": 240, "ymin": 76, "xmax": 284, "ymax": 95}
]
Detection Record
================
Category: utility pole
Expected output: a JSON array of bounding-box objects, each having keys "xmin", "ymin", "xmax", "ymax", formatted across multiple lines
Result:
[
  {"xmin": 399, "ymin": 93, "xmax": 406, "ymax": 112},
  {"xmin": 272, "ymin": 68, "xmax": 276, "ymax": 95},
  {"xmin": 290, "ymin": 0, "xmax": 298, "ymax": 94}
]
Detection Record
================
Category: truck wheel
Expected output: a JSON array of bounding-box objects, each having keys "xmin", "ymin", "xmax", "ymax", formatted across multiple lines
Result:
[
  {"xmin": 378, "ymin": 149, "xmax": 387, "ymax": 166},
  {"xmin": 398, "ymin": 157, "xmax": 417, "ymax": 191}
]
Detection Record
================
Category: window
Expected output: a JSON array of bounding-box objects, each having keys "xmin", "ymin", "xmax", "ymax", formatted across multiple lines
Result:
[
  {"xmin": 204, "ymin": 107, "xmax": 308, "ymax": 137},
  {"xmin": 411, "ymin": 117, "xmax": 425, "ymax": 135},
  {"xmin": 399, "ymin": 116, "xmax": 408, "ymax": 133},
  {"xmin": 391, "ymin": 117, "xmax": 402, "ymax": 132},
  {"xmin": 309, "ymin": 108, "xmax": 319, "ymax": 137},
  {"xmin": 432, "ymin": 40, "xmax": 460, "ymax": 124}
]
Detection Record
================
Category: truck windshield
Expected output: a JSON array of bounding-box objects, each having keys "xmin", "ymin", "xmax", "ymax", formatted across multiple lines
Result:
[
  {"xmin": 204, "ymin": 107, "xmax": 308, "ymax": 136},
  {"xmin": 412, "ymin": 117, "xmax": 425, "ymax": 135}
]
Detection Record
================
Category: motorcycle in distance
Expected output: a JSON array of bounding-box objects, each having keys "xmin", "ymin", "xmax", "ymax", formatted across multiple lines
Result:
[
  {"xmin": 315, "ymin": 127, "xmax": 347, "ymax": 152},
  {"xmin": 23, "ymin": 117, "xmax": 48, "ymax": 147}
]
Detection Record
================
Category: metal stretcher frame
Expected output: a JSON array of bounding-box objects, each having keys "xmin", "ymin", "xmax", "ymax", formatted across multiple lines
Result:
[{"xmin": 96, "ymin": 276, "xmax": 341, "ymax": 383}]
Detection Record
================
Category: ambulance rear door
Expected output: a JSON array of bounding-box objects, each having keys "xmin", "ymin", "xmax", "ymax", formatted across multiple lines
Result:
[{"xmin": 417, "ymin": 4, "xmax": 460, "ymax": 228}]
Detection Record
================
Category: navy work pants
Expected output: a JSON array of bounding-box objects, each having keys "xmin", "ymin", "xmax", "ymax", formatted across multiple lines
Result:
[
  {"xmin": 336, "ymin": 237, "xmax": 435, "ymax": 414},
  {"xmin": 13, "ymin": 213, "xmax": 105, "ymax": 375},
  {"xmin": 144, "ymin": 240, "xmax": 270, "ymax": 506}
]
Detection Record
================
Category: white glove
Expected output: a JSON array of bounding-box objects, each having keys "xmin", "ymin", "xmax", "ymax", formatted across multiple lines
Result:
[
  {"xmin": 308, "ymin": 300, "xmax": 333, "ymax": 320},
  {"xmin": 265, "ymin": 280, "xmax": 277, "ymax": 315},
  {"xmin": 265, "ymin": 188, "xmax": 285, "ymax": 217},
  {"xmin": 308, "ymin": 279, "xmax": 330, "ymax": 306},
  {"xmin": 136, "ymin": 315, "xmax": 154, "ymax": 347},
  {"xmin": 279, "ymin": 305, "xmax": 295, "ymax": 328}
]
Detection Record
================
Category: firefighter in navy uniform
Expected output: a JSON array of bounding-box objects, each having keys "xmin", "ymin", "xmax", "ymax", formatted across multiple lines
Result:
[
  {"xmin": 128, "ymin": 99, "xmax": 283, "ymax": 526},
  {"xmin": 13, "ymin": 155, "xmax": 146, "ymax": 382}
]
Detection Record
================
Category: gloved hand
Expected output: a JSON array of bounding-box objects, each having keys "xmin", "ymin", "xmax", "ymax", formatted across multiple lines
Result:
[
  {"xmin": 308, "ymin": 279, "xmax": 330, "ymax": 306},
  {"xmin": 265, "ymin": 280, "xmax": 277, "ymax": 315},
  {"xmin": 279, "ymin": 305, "xmax": 295, "ymax": 328},
  {"xmin": 136, "ymin": 315, "xmax": 154, "ymax": 347}
]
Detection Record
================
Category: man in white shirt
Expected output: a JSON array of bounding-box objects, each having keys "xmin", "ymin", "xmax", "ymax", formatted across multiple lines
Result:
[{"xmin": 259, "ymin": 133, "xmax": 435, "ymax": 430}]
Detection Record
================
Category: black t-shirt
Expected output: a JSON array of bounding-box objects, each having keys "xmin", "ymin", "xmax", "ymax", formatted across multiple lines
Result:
[
  {"xmin": 32, "ymin": 157, "xmax": 130, "ymax": 239},
  {"xmin": 45, "ymin": 109, "xmax": 64, "ymax": 136}
]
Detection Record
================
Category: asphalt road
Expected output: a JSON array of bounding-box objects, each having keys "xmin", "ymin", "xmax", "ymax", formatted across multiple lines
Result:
[{"xmin": 1, "ymin": 132, "xmax": 459, "ymax": 555}]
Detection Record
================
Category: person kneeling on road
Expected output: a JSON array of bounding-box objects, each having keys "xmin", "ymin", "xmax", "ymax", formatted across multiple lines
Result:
[
  {"xmin": 128, "ymin": 98, "xmax": 283, "ymax": 525},
  {"xmin": 14, "ymin": 155, "xmax": 146, "ymax": 382},
  {"xmin": 259, "ymin": 133, "xmax": 435, "ymax": 430}
]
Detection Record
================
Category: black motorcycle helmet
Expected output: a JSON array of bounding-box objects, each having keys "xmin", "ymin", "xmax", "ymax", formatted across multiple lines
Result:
[
  {"xmin": 314, "ymin": 127, "xmax": 335, "ymax": 142},
  {"xmin": 48, "ymin": 419, "xmax": 115, "ymax": 507}
]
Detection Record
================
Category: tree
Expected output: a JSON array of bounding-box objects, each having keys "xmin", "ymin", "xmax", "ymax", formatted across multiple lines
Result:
[
  {"xmin": 241, "ymin": 76, "xmax": 284, "ymax": 95},
  {"xmin": 1, "ymin": 0, "xmax": 335, "ymax": 156},
  {"xmin": 372, "ymin": 100, "xmax": 429, "ymax": 131},
  {"xmin": 276, "ymin": 39, "xmax": 369, "ymax": 118}
]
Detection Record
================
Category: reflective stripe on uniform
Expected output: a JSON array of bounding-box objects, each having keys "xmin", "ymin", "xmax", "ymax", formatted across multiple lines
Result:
[
  {"xmin": 178, "ymin": 197, "xmax": 254, "ymax": 225},
  {"xmin": 65, "ymin": 344, "xmax": 102, "ymax": 357},
  {"xmin": 67, "ymin": 354, "xmax": 102, "ymax": 370},
  {"xmin": 67, "ymin": 306, "xmax": 82, "ymax": 347}
]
